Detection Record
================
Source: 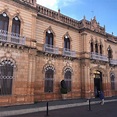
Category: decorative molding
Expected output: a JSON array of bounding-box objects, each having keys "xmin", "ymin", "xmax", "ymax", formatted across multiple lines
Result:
[
  {"xmin": 43, "ymin": 26, "xmax": 56, "ymax": 37},
  {"xmin": 62, "ymin": 64, "xmax": 73, "ymax": 75},
  {"xmin": 0, "ymin": 56, "xmax": 17, "ymax": 68},
  {"xmin": 90, "ymin": 65, "xmax": 107, "ymax": 77},
  {"xmin": 42, "ymin": 63, "xmax": 55, "ymax": 73}
]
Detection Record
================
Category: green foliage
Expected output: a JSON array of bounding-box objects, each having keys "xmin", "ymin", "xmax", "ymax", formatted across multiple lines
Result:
[
  {"xmin": 60, "ymin": 87, "xmax": 67, "ymax": 94},
  {"xmin": 60, "ymin": 80, "xmax": 67, "ymax": 94}
]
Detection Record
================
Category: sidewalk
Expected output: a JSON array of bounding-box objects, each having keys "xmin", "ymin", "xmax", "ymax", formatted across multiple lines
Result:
[{"xmin": 0, "ymin": 96, "xmax": 117, "ymax": 117}]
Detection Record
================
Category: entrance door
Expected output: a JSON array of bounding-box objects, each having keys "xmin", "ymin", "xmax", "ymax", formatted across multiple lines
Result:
[{"xmin": 94, "ymin": 71, "xmax": 102, "ymax": 97}]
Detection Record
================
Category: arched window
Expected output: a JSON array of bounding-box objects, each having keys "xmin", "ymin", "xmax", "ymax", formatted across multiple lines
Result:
[
  {"xmin": 64, "ymin": 69, "xmax": 71, "ymax": 92},
  {"xmin": 108, "ymin": 48, "xmax": 112, "ymax": 59},
  {"xmin": 90, "ymin": 42, "xmax": 93, "ymax": 52},
  {"xmin": 95, "ymin": 43, "xmax": 98, "ymax": 53},
  {"xmin": 12, "ymin": 16, "xmax": 20, "ymax": 35},
  {"xmin": 64, "ymin": 37, "xmax": 70, "ymax": 50},
  {"xmin": 0, "ymin": 60, "xmax": 14, "ymax": 95},
  {"xmin": 100, "ymin": 45, "xmax": 102, "ymax": 54},
  {"xmin": 110, "ymin": 74, "xmax": 115, "ymax": 90},
  {"xmin": 44, "ymin": 68, "xmax": 54, "ymax": 92},
  {"xmin": 46, "ymin": 31, "xmax": 53, "ymax": 46},
  {"xmin": 0, "ymin": 12, "xmax": 9, "ymax": 31}
]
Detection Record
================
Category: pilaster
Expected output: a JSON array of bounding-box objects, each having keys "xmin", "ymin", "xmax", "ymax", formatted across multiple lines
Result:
[
  {"xmin": 28, "ymin": 49, "xmax": 37, "ymax": 102},
  {"xmin": 81, "ymin": 59, "xmax": 91, "ymax": 98}
]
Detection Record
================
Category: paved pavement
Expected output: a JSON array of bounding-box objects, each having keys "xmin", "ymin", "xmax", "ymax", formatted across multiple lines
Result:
[
  {"xmin": 0, "ymin": 96, "xmax": 117, "ymax": 117},
  {"xmin": 8, "ymin": 101, "xmax": 117, "ymax": 117}
]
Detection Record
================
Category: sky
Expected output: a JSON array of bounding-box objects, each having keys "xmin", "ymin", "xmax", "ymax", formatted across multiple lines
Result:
[{"xmin": 37, "ymin": 0, "xmax": 117, "ymax": 36}]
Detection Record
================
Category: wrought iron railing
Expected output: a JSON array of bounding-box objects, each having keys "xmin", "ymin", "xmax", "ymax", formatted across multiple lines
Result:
[
  {"xmin": 91, "ymin": 52, "xmax": 108, "ymax": 62},
  {"xmin": 44, "ymin": 44, "xmax": 59, "ymax": 54},
  {"xmin": 0, "ymin": 29, "xmax": 25, "ymax": 45},
  {"xmin": 63, "ymin": 48, "xmax": 76, "ymax": 57}
]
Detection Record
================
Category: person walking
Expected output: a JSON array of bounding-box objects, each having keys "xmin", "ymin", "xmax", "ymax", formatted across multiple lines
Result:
[{"xmin": 98, "ymin": 91, "xmax": 104, "ymax": 105}]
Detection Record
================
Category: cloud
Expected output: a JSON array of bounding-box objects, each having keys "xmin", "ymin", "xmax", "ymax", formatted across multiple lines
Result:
[
  {"xmin": 36, "ymin": 0, "xmax": 59, "ymax": 11},
  {"xmin": 36, "ymin": 0, "xmax": 81, "ymax": 11},
  {"xmin": 60, "ymin": 0, "xmax": 77, "ymax": 7}
]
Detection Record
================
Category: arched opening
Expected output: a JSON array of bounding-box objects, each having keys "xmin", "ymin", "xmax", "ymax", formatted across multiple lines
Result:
[
  {"xmin": 44, "ymin": 68, "xmax": 54, "ymax": 92},
  {"xmin": 100, "ymin": 44, "xmax": 102, "ymax": 54},
  {"xmin": 64, "ymin": 37, "xmax": 70, "ymax": 51},
  {"xmin": 0, "ymin": 12, "xmax": 9, "ymax": 31},
  {"xmin": 12, "ymin": 16, "xmax": 20, "ymax": 35},
  {"xmin": 90, "ymin": 41, "xmax": 93, "ymax": 52},
  {"xmin": 94, "ymin": 70, "xmax": 102, "ymax": 97},
  {"xmin": 0, "ymin": 60, "xmax": 14, "ymax": 95},
  {"xmin": 108, "ymin": 48, "xmax": 112, "ymax": 59},
  {"xmin": 64, "ymin": 68, "xmax": 71, "ymax": 92},
  {"xmin": 110, "ymin": 73, "xmax": 115, "ymax": 90},
  {"xmin": 95, "ymin": 43, "xmax": 98, "ymax": 53},
  {"xmin": 46, "ymin": 31, "xmax": 53, "ymax": 46}
]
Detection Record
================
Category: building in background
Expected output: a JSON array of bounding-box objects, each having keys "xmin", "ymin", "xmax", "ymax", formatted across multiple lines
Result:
[{"xmin": 0, "ymin": 0, "xmax": 117, "ymax": 106}]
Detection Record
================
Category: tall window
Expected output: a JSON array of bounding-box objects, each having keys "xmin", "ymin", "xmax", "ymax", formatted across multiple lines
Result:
[
  {"xmin": 100, "ymin": 45, "xmax": 102, "ymax": 54},
  {"xmin": 110, "ymin": 74, "xmax": 115, "ymax": 90},
  {"xmin": 64, "ymin": 69, "xmax": 71, "ymax": 92},
  {"xmin": 0, "ymin": 12, "xmax": 9, "ymax": 31},
  {"xmin": 108, "ymin": 48, "xmax": 112, "ymax": 59},
  {"xmin": 90, "ymin": 42, "xmax": 93, "ymax": 52},
  {"xmin": 44, "ymin": 68, "xmax": 54, "ymax": 92},
  {"xmin": 0, "ymin": 60, "xmax": 14, "ymax": 95},
  {"xmin": 64, "ymin": 36, "xmax": 70, "ymax": 50},
  {"xmin": 12, "ymin": 16, "xmax": 20, "ymax": 34},
  {"xmin": 95, "ymin": 43, "xmax": 98, "ymax": 53},
  {"xmin": 46, "ymin": 31, "xmax": 53, "ymax": 46}
]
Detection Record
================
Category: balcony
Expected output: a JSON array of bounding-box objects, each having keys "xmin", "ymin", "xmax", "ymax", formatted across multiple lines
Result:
[
  {"xmin": 44, "ymin": 44, "xmax": 59, "ymax": 54},
  {"xmin": 91, "ymin": 52, "xmax": 108, "ymax": 62},
  {"xmin": 0, "ymin": 30, "xmax": 25, "ymax": 45},
  {"xmin": 110, "ymin": 59, "xmax": 117, "ymax": 65},
  {"xmin": 63, "ymin": 48, "xmax": 76, "ymax": 57}
]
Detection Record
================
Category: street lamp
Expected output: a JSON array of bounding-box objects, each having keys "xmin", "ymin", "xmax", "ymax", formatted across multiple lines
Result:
[{"xmin": 46, "ymin": 90, "xmax": 51, "ymax": 116}]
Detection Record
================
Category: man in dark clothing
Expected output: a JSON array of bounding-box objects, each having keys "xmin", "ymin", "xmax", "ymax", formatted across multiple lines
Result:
[{"xmin": 98, "ymin": 91, "xmax": 104, "ymax": 105}]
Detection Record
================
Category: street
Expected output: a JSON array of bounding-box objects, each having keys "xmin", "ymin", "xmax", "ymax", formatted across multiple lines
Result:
[{"xmin": 8, "ymin": 101, "xmax": 117, "ymax": 117}]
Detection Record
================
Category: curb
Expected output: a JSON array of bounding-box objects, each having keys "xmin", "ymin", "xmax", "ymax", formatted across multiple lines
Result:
[{"xmin": 0, "ymin": 99, "xmax": 117, "ymax": 117}]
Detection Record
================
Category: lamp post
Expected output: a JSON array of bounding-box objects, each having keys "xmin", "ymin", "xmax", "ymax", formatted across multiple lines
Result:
[
  {"xmin": 46, "ymin": 90, "xmax": 51, "ymax": 116},
  {"xmin": 88, "ymin": 90, "xmax": 91, "ymax": 111}
]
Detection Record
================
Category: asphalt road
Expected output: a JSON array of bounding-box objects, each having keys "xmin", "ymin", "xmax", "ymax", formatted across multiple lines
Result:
[{"xmin": 8, "ymin": 101, "xmax": 117, "ymax": 117}]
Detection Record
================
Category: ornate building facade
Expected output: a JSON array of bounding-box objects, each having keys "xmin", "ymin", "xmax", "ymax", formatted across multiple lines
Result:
[{"xmin": 0, "ymin": 0, "xmax": 117, "ymax": 106}]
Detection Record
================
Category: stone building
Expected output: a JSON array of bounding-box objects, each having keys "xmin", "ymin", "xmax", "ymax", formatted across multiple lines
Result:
[{"xmin": 0, "ymin": 0, "xmax": 117, "ymax": 106}]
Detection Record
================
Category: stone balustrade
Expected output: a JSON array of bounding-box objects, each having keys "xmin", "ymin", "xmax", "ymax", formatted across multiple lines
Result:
[
  {"xmin": 91, "ymin": 52, "xmax": 108, "ymax": 62},
  {"xmin": 44, "ymin": 44, "xmax": 59, "ymax": 54},
  {"xmin": 63, "ymin": 48, "xmax": 76, "ymax": 57},
  {"xmin": 0, "ymin": 29, "xmax": 25, "ymax": 45},
  {"xmin": 110, "ymin": 59, "xmax": 117, "ymax": 65}
]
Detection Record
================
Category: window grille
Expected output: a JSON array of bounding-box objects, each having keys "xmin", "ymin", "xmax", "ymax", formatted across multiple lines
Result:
[
  {"xmin": 0, "ymin": 60, "xmax": 14, "ymax": 95},
  {"xmin": 64, "ymin": 70, "xmax": 71, "ymax": 92},
  {"xmin": 111, "ymin": 74, "xmax": 115, "ymax": 90},
  {"xmin": 44, "ymin": 69, "xmax": 54, "ymax": 92}
]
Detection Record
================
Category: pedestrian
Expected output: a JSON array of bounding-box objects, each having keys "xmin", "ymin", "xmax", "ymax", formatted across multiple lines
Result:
[{"xmin": 98, "ymin": 91, "xmax": 104, "ymax": 105}]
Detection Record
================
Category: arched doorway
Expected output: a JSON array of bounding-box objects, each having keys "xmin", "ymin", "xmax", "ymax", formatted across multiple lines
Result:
[{"xmin": 94, "ymin": 70, "xmax": 102, "ymax": 97}]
